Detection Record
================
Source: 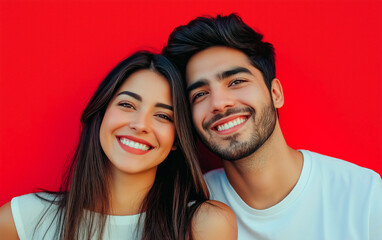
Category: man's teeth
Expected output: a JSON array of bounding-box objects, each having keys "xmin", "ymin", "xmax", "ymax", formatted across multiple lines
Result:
[
  {"xmin": 217, "ymin": 117, "xmax": 247, "ymax": 131},
  {"xmin": 120, "ymin": 138, "xmax": 150, "ymax": 151}
]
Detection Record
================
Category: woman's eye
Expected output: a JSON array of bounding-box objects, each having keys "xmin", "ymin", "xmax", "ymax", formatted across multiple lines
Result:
[
  {"xmin": 118, "ymin": 102, "xmax": 134, "ymax": 109},
  {"xmin": 192, "ymin": 91, "xmax": 208, "ymax": 103},
  {"xmin": 156, "ymin": 114, "xmax": 173, "ymax": 122}
]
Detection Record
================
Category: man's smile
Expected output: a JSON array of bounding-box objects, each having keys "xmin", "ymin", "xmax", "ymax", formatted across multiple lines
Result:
[{"xmin": 210, "ymin": 115, "xmax": 249, "ymax": 135}]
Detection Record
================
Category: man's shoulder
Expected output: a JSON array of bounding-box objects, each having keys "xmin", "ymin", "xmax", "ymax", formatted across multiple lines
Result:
[
  {"xmin": 204, "ymin": 168, "xmax": 226, "ymax": 183},
  {"xmin": 302, "ymin": 150, "xmax": 381, "ymax": 184},
  {"xmin": 203, "ymin": 168, "xmax": 230, "ymax": 198}
]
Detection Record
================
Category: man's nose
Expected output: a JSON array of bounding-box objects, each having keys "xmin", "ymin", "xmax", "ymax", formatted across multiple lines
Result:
[{"xmin": 210, "ymin": 89, "xmax": 234, "ymax": 114}]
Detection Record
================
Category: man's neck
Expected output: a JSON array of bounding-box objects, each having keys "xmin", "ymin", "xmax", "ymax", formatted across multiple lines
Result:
[{"xmin": 222, "ymin": 123, "xmax": 303, "ymax": 210}]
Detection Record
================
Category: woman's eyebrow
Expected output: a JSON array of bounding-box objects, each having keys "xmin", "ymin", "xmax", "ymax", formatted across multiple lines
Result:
[
  {"xmin": 155, "ymin": 103, "xmax": 173, "ymax": 111},
  {"xmin": 117, "ymin": 91, "xmax": 173, "ymax": 111},
  {"xmin": 117, "ymin": 91, "xmax": 142, "ymax": 101}
]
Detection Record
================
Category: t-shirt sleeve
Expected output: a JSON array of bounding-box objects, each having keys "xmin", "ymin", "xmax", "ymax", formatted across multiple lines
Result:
[
  {"xmin": 203, "ymin": 169, "xmax": 225, "ymax": 200},
  {"xmin": 370, "ymin": 172, "xmax": 382, "ymax": 240},
  {"xmin": 11, "ymin": 195, "xmax": 28, "ymax": 240},
  {"xmin": 10, "ymin": 193, "xmax": 54, "ymax": 240}
]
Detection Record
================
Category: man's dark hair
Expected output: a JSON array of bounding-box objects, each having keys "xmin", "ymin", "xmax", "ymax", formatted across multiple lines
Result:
[{"xmin": 162, "ymin": 13, "xmax": 276, "ymax": 92}]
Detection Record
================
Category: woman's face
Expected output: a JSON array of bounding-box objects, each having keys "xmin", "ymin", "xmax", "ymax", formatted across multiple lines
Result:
[{"xmin": 100, "ymin": 69, "xmax": 176, "ymax": 176}]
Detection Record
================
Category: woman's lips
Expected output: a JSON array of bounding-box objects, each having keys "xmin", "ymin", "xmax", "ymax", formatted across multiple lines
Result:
[{"xmin": 117, "ymin": 135, "xmax": 153, "ymax": 155}]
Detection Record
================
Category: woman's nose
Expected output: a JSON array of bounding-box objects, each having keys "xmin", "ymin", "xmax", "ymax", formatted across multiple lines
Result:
[{"xmin": 128, "ymin": 111, "xmax": 151, "ymax": 134}]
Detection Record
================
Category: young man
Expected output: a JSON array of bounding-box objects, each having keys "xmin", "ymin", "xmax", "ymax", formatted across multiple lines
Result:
[{"xmin": 163, "ymin": 14, "xmax": 382, "ymax": 239}]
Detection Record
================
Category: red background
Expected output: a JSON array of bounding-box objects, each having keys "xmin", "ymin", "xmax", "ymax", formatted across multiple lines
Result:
[{"xmin": 1, "ymin": 0, "xmax": 381, "ymax": 206}]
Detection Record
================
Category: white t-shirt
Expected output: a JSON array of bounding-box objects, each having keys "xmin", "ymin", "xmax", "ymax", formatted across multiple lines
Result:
[
  {"xmin": 11, "ymin": 193, "xmax": 143, "ymax": 240},
  {"xmin": 204, "ymin": 150, "xmax": 382, "ymax": 240}
]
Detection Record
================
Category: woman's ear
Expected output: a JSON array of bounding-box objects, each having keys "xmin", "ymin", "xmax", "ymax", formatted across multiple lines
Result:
[
  {"xmin": 172, "ymin": 135, "xmax": 179, "ymax": 151},
  {"xmin": 271, "ymin": 78, "xmax": 284, "ymax": 109}
]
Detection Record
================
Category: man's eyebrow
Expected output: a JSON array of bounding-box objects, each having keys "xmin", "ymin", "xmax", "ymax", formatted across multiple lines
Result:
[
  {"xmin": 155, "ymin": 103, "xmax": 173, "ymax": 111},
  {"xmin": 186, "ymin": 80, "xmax": 208, "ymax": 95},
  {"xmin": 219, "ymin": 67, "xmax": 252, "ymax": 80},
  {"xmin": 186, "ymin": 67, "xmax": 252, "ymax": 95},
  {"xmin": 117, "ymin": 91, "xmax": 142, "ymax": 101}
]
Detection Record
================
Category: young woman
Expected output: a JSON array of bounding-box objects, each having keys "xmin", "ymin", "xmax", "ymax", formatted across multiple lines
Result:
[{"xmin": 0, "ymin": 52, "xmax": 237, "ymax": 240}]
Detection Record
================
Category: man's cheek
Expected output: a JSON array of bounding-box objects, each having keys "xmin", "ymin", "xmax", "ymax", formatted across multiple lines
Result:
[{"xmin": 192, "ymin": 108, "xmax": 203, "ymax": 130}]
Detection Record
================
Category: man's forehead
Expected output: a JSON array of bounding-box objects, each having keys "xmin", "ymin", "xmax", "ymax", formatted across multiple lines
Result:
[{"xmin": 185, "ymin": 46, "xmax": 252, "ymax": 85}]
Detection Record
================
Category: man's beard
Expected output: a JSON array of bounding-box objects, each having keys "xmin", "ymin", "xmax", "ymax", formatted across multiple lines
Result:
[{"xmin": 198, "ymin": 102, "xmax": 277, "ymax": 161}]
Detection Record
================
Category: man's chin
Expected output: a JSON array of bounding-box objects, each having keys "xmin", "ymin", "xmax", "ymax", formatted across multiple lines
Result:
[
  {"xmin": 201, "ymin": 138, "xmax": 258, "ymax": 162},
  {"xmin": 218, "ymin": 148, "xmax": 257, "ymax": 162}
]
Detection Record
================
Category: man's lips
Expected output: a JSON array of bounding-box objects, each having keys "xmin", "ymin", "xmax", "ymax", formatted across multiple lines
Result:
[
  {"xmin": 210, "ymin": 115, "xmax": 249, "ymax": 134},
  {"xmin": 117, "ymin": 135, "xmax": 153, "ymax": 154}
]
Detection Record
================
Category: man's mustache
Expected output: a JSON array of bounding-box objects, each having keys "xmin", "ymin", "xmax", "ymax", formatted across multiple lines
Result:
[{"xmin": 203, "ymin": 107, "xmax": 255, "ymax": 130}]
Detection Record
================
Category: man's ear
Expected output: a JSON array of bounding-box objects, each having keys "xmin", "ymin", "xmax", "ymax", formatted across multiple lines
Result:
[{"xmin": 270, "ymin": 78, "xmax": 284, "ymax": 109}]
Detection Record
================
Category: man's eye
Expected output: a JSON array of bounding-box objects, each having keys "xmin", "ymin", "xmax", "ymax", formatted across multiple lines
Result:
[
  {"xmin": 192, "ymin": 91, "xmax": 208, "ymax": 103},
  {"xmin": 230, "ymin": 79, "xmax": 246, "ymax": 86}
]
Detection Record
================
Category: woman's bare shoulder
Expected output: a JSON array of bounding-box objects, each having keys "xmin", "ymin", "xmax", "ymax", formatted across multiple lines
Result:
[
  {"xmin": 0, "ymin": 201, "xmax": 19, "ymax": 240},
  {"xmin": 192, "ymin": 200, "xmax": 237, "ymax": 240}
]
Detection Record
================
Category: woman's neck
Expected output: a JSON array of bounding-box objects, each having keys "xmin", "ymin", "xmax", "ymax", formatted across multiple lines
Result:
[{"xmin": 108, "ymin": 167, "xmax": 157, "ymax": 216}]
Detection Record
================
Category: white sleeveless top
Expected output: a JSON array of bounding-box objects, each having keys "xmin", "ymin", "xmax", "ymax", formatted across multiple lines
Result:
[{"xmin": 11, "ymin": 193, "xmax": 143, "ymax": 239}]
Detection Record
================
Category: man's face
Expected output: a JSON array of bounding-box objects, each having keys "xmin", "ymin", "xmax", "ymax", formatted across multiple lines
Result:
[{"xmin": 186, "ymin": 46, "xmax": 277, "ymax": 161}]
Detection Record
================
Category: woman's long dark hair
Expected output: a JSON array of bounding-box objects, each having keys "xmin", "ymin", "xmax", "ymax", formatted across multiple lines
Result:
[{"xmin": 37, "ymin": 51, "xmax": 209, "ymax": 239}]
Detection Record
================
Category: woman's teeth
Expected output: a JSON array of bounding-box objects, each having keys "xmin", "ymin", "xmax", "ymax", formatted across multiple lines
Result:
[{"xmin": 120, "ymin": 137, "xmax": 150, "ymax": 151}]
